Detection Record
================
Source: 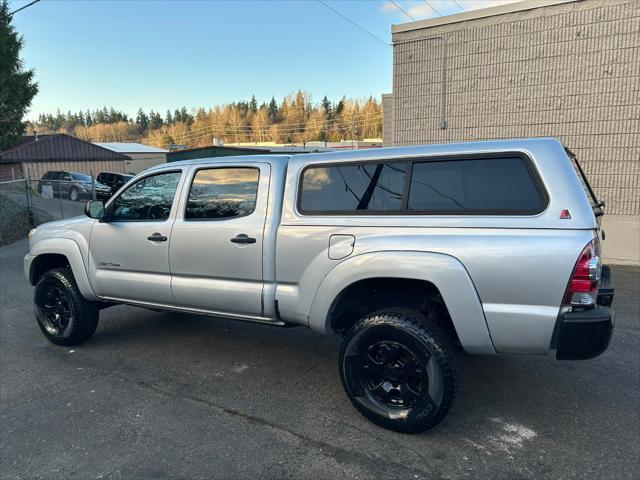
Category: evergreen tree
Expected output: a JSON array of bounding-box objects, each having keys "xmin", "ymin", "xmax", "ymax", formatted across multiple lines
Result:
[
  {"xmin": 148, "ymin": 110, "xmax": 163, "ymax": 129},
  {"xmin": 0, "ymin": 1, "xmax": 38, "ymax": 149},
  {"xmin": 195, "ymin": 107, "xmax": 206, "ymax": 123},
  {"xmin": 334, "ymin": 97, "xmax": 345, "ymax": 117},
  {"xmin": 135, "ymin": 108, "xmax": 149, "ymax": 131},
  {"xmin": 249, "ymin": 95, "xmax": 257, "ymax": 114},
  {"xmin": 321, "ymin": 96, "xmax": 332, "ymax": 117},
  {"xmin": 267, "ymin": 97, "xmax": 278, "ymax": 122},
  {"xmin": 165, "ymin": 110, "xmax": 173, "ymax": 125},
  {"xmin": 179, "ymin": 106, "xmax": 193, "ymax": 126}
]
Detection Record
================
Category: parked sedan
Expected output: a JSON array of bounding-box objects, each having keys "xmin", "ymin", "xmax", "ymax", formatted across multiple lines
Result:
[{"xmin": 38, "ymin": 171, "xmax": 112, "ymax": 201}]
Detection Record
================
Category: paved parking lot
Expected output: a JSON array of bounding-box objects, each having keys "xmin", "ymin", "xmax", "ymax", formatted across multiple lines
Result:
[{"xmin": 1, "ymin": 238, "xmax": 638, "ymax": 479}]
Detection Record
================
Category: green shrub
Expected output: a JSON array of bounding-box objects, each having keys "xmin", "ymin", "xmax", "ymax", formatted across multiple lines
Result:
[{"xmin": 0, "ymin": 193, "xmax": 33, "ymax": 245}]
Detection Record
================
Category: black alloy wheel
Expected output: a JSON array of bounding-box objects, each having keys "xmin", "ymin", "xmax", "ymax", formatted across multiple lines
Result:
[
  {"xmin": 34, "ymin": 268, "xmax": 99, "ymax": 346},
  {"xmin": 36, "ymin": 285, "xmax": 73, "ymax": 336},
  {"xmin": 359, "ymin": 340, "xmax": 427, "ymax": 409},
  {"xmin": 340, "ymin": 308, "xmax": 457, "ymax": 433}
]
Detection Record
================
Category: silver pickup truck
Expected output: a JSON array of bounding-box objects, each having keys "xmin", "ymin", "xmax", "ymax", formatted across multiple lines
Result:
[{"xmin": 24, "ymin": 138, "xmax": 614, "ymax": 433}]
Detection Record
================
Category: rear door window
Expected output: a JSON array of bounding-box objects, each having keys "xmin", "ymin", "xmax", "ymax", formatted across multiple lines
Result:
[
  {"xmin": 185, "ymin": 167, "xmax": 259, "ymax": 220},
  {"xmin": 407, "ymin": 156, "xmax": 545, "ymax": 214}
]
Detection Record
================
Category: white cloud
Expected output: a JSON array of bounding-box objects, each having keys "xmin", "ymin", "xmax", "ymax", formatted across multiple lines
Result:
[{"xmin": 380, "ymin": 1, "xmax": 399, "ymax": 13}]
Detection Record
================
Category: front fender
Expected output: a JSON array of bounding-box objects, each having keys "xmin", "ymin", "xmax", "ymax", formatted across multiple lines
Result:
[
  {"xmin": 308, "ymin": 251, "xmax": 495, "ymax": 355},
  {"xmin": 25, "ymin": 238, "xmax": 98, "ymax": 301}
]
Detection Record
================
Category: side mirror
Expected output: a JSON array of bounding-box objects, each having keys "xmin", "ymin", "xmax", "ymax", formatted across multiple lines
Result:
[{"xmin": 85, "ymin": 200, "xmax": 105, "ymax": 219}]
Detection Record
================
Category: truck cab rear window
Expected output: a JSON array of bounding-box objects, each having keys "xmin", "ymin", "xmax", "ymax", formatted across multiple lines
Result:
[{"xmin": 299, "ymin": 155, "xmax": 546, "ymax": 215}]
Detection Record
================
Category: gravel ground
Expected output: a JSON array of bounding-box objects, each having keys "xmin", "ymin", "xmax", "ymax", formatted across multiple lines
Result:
[{"xmin": 1, "ymin": 238, "xmax": 638, "ymax": 480}]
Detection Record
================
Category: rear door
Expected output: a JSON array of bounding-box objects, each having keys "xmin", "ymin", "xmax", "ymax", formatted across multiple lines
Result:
[
  {"xmin": 88, "ymin": 169, "xmax": 184, "ymax": 304},
  {"xmin": 169, "ymin": 163, "xmax": 269, "ymax": 317}
]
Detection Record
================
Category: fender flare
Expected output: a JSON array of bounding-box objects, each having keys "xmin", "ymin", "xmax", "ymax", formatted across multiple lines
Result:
[
  {"xmin": 308, "ymin": 250, "xmax": 495, "ymax": 355},
  {"xmin": 27, "ymin": 238, "xmax": 98, "ymax": 302}
]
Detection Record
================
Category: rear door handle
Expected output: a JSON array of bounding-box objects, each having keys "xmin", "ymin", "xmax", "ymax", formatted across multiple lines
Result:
[
  {"xmin": 230, "ymin": 234, "xmax": 256, "ymax": 244},
  {"xmin": 147, "ymin": 233, "xmax": 167, "ymax": 242}
]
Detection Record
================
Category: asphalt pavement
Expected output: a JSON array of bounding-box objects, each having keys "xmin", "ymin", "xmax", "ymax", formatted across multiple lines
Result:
[{"xmin": 1, "ymin": 239, "xmax": 638, "ymax": 479}]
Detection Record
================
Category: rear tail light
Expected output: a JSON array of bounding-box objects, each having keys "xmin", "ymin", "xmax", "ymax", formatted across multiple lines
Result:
[{"xmin": 563, "ymin": 238, "xmax": 602, "ymax": 308}]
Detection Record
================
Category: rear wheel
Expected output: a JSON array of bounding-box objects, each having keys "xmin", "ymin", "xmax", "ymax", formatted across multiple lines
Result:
[
  {"xmin": 339, "ymin": 308, "xmax": 457, "ymax": 433},
  {"xmin": 69, "ymin": 187, "xmax": 79, "ymax": 201},
  {"xmin": 34, "ymin": 268, "xmax": 98, "ymax": 346}
]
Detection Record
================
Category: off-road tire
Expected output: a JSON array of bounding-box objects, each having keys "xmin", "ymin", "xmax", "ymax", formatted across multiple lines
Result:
[
  {"xmin": 34, "ymin": 268, "xmax": 98, "ymax": 346},
  {"xmin": 339, "ymin": 308, "xmax": 457, "ymax": 433}
]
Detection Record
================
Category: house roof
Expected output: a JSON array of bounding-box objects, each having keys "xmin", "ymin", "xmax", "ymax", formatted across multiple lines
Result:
[
  {"xmin": 0, "ymin": 134, "xmax": 130, "ymax": 164},
  {"xmin": 94, "ymin": 142, "xmax": 168, "ymax": 154}
]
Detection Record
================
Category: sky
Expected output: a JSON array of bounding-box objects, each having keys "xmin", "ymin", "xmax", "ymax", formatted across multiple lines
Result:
[{"xmin": 10, "ymin": 0, "xmax": 519, "ymax": 120}]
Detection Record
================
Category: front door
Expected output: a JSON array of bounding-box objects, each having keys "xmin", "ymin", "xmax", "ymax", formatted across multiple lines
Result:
[
  {"xmin": 88, "ymin": 170, "xmax": 183, "ymax": 304},
  {"xmin": 169, "ymin": 164, "xmax": 268, "ymax": 317}
]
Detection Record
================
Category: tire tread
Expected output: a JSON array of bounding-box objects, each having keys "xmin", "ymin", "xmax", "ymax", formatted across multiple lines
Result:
[
  {"xmin": 339, "ymin": 307, "xmax": 457, "ymax": 433},
  {"xmin": 35, "ymin": 267, "xmax": 98, "ymax": 346}
]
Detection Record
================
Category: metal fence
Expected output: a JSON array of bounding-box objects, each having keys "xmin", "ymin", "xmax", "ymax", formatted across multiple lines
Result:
[{"xmin": 0, "ymin": 177, "xmax": 102, "ymax": 244}]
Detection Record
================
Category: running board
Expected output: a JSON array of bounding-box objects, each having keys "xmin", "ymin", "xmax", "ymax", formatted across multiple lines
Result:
[{"xmin": 98, "ymin": 297, "xmax": 286, "ymax": 326}]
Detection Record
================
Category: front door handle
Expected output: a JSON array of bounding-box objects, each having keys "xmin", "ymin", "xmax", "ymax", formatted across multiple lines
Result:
[
  {"xmin": 147, "ymin": 233, "xmax": 167, "ymax": 242},
  {"xmin": 230, "ymin": 234, "xmax": 256, "ymax": 244}
]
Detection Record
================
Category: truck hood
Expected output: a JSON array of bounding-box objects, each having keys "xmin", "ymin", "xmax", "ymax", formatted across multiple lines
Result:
[{"xmin": 29, "ymin": 216, "xmax": 95, "ymax": 251}]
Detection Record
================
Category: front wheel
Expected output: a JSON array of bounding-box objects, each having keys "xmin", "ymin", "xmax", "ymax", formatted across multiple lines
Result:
[
  {"xmin": 339, "ymin": 308, "xmax": 457, "ymax": 433},
  {"xmin": 34, "ymin": 268, "xmax": 98, "ymax": 346}
]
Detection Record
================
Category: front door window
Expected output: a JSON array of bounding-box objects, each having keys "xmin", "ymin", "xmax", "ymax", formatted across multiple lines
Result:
[{"xmin": 111, "ymin": 172, "xmax": 181, "ymax": 221}]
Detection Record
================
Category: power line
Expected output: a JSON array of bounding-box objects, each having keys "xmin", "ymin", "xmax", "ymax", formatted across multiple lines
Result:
[
  {"xmin": 317, "ymin": 0, "xmax": 390, "ymax": 47},
  {"xmin": 391, "ymin": 0, "xmax": 415, "ymax": 21},
  {"xmin": 153, "ymin": 118, "xmax": 384, "ymax": 146},
  {"xmin": 9, "ymin": 0, "xmax": 41, "ymax": 17},
  {"xmin": 151, "ymin": 118, "xmax": 383, "ymax": 145},
  {"xmin": 451, "ymin": 0, "xmax": 465, "ymax": 12},
  {"xmin": 422, "ymin": 0, "xmax": 442, "ymax": 16},
  {"xmin": 158, "ymin": 113, "xmax": 384, "ymax": 141},
  {"xmin": 166, "ymin": 117, "xmax": 383, "ymax": 141},
  {"xmin": 155, "ymin": 109, "xmax": 383, "ymax": 139}
]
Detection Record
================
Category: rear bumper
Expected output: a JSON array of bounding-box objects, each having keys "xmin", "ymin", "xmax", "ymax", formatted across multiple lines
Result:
[
  {"xmin": 556, "ymin": 306, "xmax": 614, "ymax": 360},
  {"xmin": 555, "ymin": 264, "xmax": 614, "ymax": 360},
  {"xmin": 596, "ymin": 265, "xmax": 614, "ymax": 307}
]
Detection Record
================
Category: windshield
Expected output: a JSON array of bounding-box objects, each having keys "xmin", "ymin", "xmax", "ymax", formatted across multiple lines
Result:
[{"xmin": 70, "ymin": 173, "xmax": 92, "ymax": 182}]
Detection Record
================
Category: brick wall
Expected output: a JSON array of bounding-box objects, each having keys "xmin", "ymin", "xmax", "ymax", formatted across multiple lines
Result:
[{"xmin": 391, "ymin": 0, "xmax": 639, "ymax": 216}]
